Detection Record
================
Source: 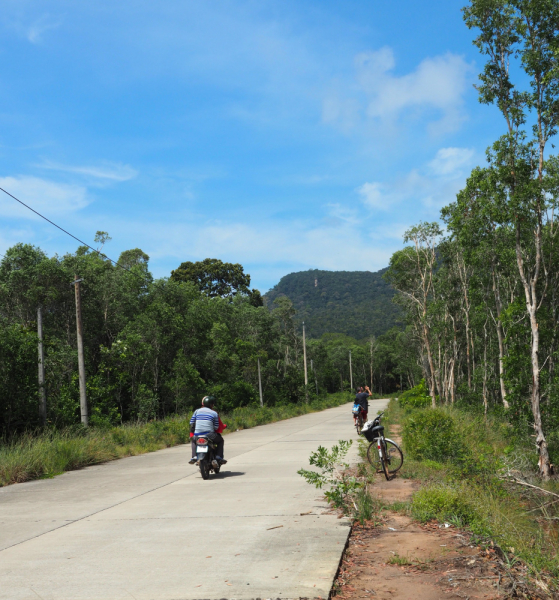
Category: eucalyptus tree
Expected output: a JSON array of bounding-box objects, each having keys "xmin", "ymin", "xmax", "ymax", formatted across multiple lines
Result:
[
  {"xmin": 463, "ymin": 0, "xmax": 559, "ymax": 477},
  {"xmin": 385, "ymin": 222, "xmax": 443, "ymax": 407}
]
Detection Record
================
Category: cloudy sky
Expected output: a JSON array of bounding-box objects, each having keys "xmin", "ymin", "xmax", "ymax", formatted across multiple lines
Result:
[{"xmin": 0, "ymin": 0, "xmax": 504, "ymax": 291}]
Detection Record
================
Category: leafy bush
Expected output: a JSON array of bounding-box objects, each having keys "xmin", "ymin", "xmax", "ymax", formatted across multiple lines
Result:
[
  {"xmin": 411, "ymin": 484, "xmax": 479, "ymax": 529},
  {"xmin": 398, "ymin": 379, "xmax": 431, "ymax": 411},
  {"xmin": 402, "ymin": 408, "xmax": 466, "ymax": 463},
  {"xmin": 298, "ymin": 440, "xmax": 362, "ymax": 510}
]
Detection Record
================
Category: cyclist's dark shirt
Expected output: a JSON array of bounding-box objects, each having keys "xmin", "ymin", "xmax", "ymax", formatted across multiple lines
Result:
[{"xmin": 354, "ymin": 392, "xmax": 369, "ymax": 409}]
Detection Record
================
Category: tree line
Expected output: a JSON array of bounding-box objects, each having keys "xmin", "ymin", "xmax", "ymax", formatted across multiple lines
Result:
[
  {"xmin": 0, "ymin": 243, "xmax": 406, "ymax": 437},
  {"xmin": 385, "ymin": 0, "xmax": 559, "ymax": 479}
]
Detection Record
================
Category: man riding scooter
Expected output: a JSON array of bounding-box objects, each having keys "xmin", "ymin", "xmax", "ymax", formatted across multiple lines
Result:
[{"xmin": 189, "ymin": 396, "xmax": 227, "ymax": 468}]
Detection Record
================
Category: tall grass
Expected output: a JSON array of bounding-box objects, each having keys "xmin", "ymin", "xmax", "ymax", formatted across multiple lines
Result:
[
  {"xmin": 0, "ymin": 393, "xmax": 352, "ymax": 487},
  {"xmin": 387, "ymin": 399, "xmax": 559, "ymax": 582}
]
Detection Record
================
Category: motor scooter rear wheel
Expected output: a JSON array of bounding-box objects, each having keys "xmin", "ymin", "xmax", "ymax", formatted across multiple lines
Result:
[{"xmin": 199, "ymin": 458, "xmax": 210, "ymax": 480}]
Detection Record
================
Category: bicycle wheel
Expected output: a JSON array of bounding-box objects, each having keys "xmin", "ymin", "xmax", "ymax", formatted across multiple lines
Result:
[
  {"xmin": 383, "ymin": 439, "xmax": 404, "ymax": 474},
  {"xmin": 380, "ymin": 440, "xmax": 391, "ymax": 481},
  {"xmin": 356, "ymin": 414, "xmax": 363, "ymax": 435},
  {"xmin": 366, "ymin": 441, "xmax": 383, "ymax": 473}
]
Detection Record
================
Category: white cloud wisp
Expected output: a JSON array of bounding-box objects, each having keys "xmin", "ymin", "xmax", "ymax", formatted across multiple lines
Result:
[{"xmin": 0, "ymin": 176, "xmax": 90, "ymax": 219}]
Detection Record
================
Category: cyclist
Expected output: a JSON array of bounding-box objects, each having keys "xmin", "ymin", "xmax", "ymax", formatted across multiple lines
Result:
[
  {"xmin": 188, "ymin": 396, "xmax": 227, "ymax": 466},
  {"xmin": 354, "ymin": 385, "xmax": 372, "ymax": 424}
]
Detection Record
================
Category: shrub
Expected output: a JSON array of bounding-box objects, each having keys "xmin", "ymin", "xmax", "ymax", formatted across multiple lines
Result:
[
  {"xmin": 411, "ymin": 484, "xmax": 478, "ymax": 528},
  {"xmin": 398, "ymin": 379, "xmax": 431, "ymax": 411},
  {"xmin": 402, "ymin": 408, "xmax": 466, "ymax": 463}
]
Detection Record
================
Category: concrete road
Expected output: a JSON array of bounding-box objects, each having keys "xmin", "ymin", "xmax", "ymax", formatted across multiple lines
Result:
[{"xmin": 0, "ymin": 399, "xmax": 389, "ymax": 600}]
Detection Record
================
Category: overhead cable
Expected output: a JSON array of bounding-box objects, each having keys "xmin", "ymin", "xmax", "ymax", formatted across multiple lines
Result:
[{"xmin": 0, "ymin": 186, "xmax": 147, "ymax": 281}]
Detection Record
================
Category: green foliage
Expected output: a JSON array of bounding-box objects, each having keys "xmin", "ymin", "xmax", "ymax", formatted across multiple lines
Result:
[
  {"xmin": 398, "ymin": 379, "xmax": 431, "ymax": 410},
  {"xmin": 0, "ymin": 243, "xmax": 325, "ymax": 436},
  {"xmin": 298, "ymin": 440, "xmax": 362, "ymax": 510},
  {"xmin": 402, "ymin": 408, "xmax": 466, "ymax": 463},
  {"xmin": 170, "ymin": 258, "xmax": 252, "ymax": 298},
  {"xmin": 354, "ymin": 486, "xmax": 377, "ymax": 525},
  {"xmin": 390, "ymin": 399, "xmax": 559, "ymax": 579},
  {"xmin": 264, "ymin": 268, "xmax": 401, "ymax": 340},
  {"xmin": 411, "ymin": 484, "xmax": 479, "ymax": 529}
]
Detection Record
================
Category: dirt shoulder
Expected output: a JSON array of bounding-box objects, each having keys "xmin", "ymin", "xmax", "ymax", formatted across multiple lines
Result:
[{"xmin": 331, "ymin": 427, "xmax": 552, "ymax": 600}]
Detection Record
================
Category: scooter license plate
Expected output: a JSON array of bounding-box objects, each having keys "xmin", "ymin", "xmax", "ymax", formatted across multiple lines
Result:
[{"xmin": 197, "ymin": 446, "xmax": 208, "ymax": 453}]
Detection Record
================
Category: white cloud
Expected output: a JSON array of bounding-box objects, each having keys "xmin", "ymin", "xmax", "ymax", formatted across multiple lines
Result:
[
  {"xmin": 357, "ymin": 147, "xmax": 476, "ymax": 212},
  {"xmin": 428, "ymin": 147, "xmax": 475, "ymax": 176},
  {"xmin": 38, "ymin": 161, "xmax": 138, "ymax": 182},
  {"xmin": 0, "ymin": 176, "xmax": 90, "ymax": 219},
  {"xmin": 324, "ymin": 47, "xmax": 472, "ymax": 135},
  {"xmin": 27, "ymin": 15, "xmax": 61, "ymax": 44},
  {"xmin": 154, "ymin": 219, "xmax": 394, "ymax": 276},
  {"xmin": 357, "ymin": 182, "xmax": 385, "ymax": 210}
]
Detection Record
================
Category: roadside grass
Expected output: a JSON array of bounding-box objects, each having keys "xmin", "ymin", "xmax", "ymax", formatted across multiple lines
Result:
[
  {"xmin": 0, "ymin": 393, "xmax": 352, "ymax": 487},
  {"xmin": 387, "ymin": 553, "xmax": 412, "ymax": 566},
  {"xmin": 384, "ymin": 399, "xmax": 559, "ymax": 586}
]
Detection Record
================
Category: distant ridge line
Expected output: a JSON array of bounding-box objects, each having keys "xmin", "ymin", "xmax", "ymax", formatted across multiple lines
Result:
[{"xmin": 263, "ymin": 267, "xmax": 401, "ymax": 340}]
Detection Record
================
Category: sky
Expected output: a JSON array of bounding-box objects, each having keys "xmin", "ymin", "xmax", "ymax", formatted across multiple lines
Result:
[{"xmin": 0, "ymin": 0, "xmax": 506, "ymax": 292}]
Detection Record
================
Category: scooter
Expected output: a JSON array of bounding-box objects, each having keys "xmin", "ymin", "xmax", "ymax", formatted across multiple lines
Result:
[{"xmin": 195, "ymin": 435, "xmax": 221, "ymax": 480}]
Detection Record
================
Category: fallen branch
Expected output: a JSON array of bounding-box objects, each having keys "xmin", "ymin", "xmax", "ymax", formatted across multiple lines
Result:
[{"xmin": 500, "ymin": 475, "xmax": 559, "ymax": 499}]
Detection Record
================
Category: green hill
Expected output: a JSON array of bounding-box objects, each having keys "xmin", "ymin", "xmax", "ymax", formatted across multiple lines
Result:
[{"xmin": 264, "ymin": 268, "xmax": 401, "ymax": 340}]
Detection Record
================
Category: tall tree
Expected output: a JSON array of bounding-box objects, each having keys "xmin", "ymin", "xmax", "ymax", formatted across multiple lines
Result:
[
  {"xmin": 170, "ymin": 258, "xmax": 252, "ymax": 298},
  {"xmin": 464, "ymin": 0, "xmax": 559, "ymax": 478}
]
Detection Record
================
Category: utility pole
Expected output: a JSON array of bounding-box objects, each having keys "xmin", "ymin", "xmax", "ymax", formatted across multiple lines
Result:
[
  {"xmin": 72, "ymin": 275, "xmax": 88, "ymax": 426},
  {"xmin": 257, "ymin": 357, "xmax": 264, "ymax": 407},
  {"xmin": 370, "ymin": 337, "xmax": 375, "ymax": 392},
  {"xmin": 37, "ymin": 306, "xmax": 46, "ymax": 425},
  {"xmin": 302, "ymin": 322, "xmax": 308, "ymax": 402},
  {"xmin": 349, "ymin": 349, "xmax": 353, "ymax": 391}
]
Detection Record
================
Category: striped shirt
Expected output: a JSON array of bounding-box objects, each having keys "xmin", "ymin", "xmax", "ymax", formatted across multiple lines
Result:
[{"xmin": 190, "ymin": 407, "xmax": 219, "ymax": 435}]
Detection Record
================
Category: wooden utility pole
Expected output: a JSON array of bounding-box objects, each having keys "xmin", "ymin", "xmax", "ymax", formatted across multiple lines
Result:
[
  {"xmin": 37, "ymin": 306, "xmax": 46, "ymax": 425},
  {"xmin": 72, "ymin": 275, "xmax": 88, "ymax": 426},
  {"xmin": 257, "ymin": 357, "xmax": 264, "ymax": 407},
  {"xmin": 302, "ymin": 322, "xmax": 308, "ymax": 401},
  {"xmin": 349, "ymin": 349, "xmax": 353, "ymax": 391},
  {"xmin": 370, "ymin": 337, "xmax": 375, "ymax": 392}
]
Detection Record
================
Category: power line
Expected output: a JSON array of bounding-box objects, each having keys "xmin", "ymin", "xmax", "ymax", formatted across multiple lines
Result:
[{"xmin": 0, "ymin": 186, "xmax": 147, "ymax": 281}]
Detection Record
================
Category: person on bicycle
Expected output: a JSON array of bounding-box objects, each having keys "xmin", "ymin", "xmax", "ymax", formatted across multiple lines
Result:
[
  {"xmin": 188, "ymin": 396, "xmax": 227, "ymax": 465},
  {"xmin": 354, "ymin": 385, "xmax": 372, "ymax": 423}
]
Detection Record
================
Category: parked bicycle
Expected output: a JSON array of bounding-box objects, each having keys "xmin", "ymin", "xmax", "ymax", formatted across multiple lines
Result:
[{"xmin": 361, "ymin": 412, "xmax": 404, "ymax": 480}]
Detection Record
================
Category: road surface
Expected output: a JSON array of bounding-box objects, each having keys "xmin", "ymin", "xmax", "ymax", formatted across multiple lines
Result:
[{"xmin": 0, "ymin": 399, "xmax": 389, "ymax": 600}]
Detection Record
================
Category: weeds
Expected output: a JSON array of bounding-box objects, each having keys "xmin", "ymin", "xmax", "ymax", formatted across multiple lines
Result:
[
  {"xmin": 387, "ymin": 398, "xmax": 559, "ymax": 583},
  {"xmin": 354, "ymin": 486, "xmax": 378, "ymax": 525},
  {"xmin": 0, "ymin": 393, "xmax": 351, "ymax": 487},
  {"xmin": 387, "ymin": 553, "xmax": 412, "ymax": 566}
]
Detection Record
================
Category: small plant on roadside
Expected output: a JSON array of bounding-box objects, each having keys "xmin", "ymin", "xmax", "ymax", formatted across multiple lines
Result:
[
  {"xmin": 298, "ymin": 440, "xmax": 362, "ymax": 511},
  {"xmin": 354, "ymin": 485, "xmax": 378, "ymax": 525},
  {"xmin": 387, "ymin": 553, "xmax": 411, "ymax": 566}
]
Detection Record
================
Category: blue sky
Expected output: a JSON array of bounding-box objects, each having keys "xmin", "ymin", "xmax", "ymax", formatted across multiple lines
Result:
[{"xmin": 0, "ymin": 0, "xmax": 505, "ymax": 291}]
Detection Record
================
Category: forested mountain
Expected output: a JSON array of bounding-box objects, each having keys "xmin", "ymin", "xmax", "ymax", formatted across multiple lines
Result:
[{"xmin": 264, "ymin": 269, "xmax": 401, "ymax": 340}]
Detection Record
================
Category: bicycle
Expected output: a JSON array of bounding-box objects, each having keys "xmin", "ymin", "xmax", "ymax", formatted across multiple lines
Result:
[
  {"xmin": 352, "ymin": 404, "xmax": 366, "ymax": 435},
  {"xmin": 361, "ymin": 411, "xmax": 404, "ymax": 480}
]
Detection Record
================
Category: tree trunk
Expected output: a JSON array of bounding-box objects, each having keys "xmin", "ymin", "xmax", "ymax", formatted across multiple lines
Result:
[
  {"xmin": 423, "ymin": 323, "xmax": 437, "ymax": 408},
  {"xmin": 491, "ymin": 266, "xmax": 509, "ymax": 409},
  {"xmin": 516, "ymin": 222, "xmax": 552, "ymax": 479}
]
